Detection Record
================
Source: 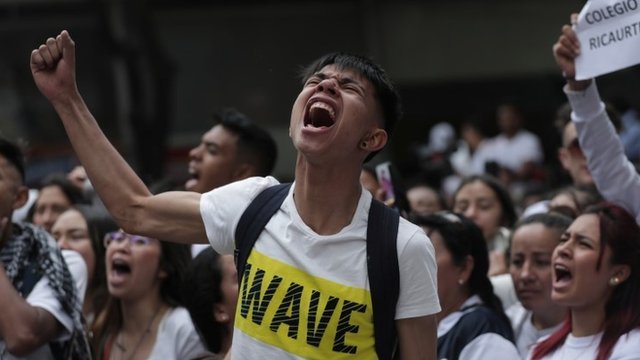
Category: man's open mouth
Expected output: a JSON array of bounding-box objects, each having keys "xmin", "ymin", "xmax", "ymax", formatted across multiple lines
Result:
[{"xmin": 304, "ymin": 101, "xmax": 336, "ymax": 128}]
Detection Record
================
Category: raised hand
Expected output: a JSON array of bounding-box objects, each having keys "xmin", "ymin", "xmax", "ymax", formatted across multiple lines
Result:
[
  {"xmin": 552, "ymin": 14, "xmax": 591, "ymax": 91},
  {"xmin": 30, "ymin": 30, "xmax": 79, "ymax": 104}
]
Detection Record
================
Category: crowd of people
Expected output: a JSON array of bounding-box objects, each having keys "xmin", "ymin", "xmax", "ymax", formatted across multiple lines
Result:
[{"xmin": 1, "ymin": 9, "xmax": 640, "ymax": 360}]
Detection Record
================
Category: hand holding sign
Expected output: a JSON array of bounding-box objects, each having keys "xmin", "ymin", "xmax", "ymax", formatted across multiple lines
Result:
[
  {"xmin": 574, "ymin": 0, "xmax": 640, "ymax": 80},
  {"xmin": 553, "ymin": 15, "xmax": 593, "ymax": 91}
]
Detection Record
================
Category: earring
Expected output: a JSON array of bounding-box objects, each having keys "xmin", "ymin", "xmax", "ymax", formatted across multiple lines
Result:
[
  {"xmin": 609, "ymin": 277, "xmax": 620, "ymax": 286},
  {"xmin": 458, "ymin": 279, "xmax": 464, "ymax": 285}
]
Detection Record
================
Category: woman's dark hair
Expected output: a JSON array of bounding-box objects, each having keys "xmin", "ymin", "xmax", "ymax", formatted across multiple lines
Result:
[
  {"xmin": 548, "ymin": 185, "xmax": 602, "ymax": 220},
  {"xmin": 27, "ymin": 173, "xmax": 87, "ymax": 221},
  {"xmin": 532, "ymin": 202, "xmax": 640, "ymax": 360},
  {"xmin": 453, "ymin": 174, "xmax": 518, "ymax": 228},
  {"xmin": 183, "ymin": 248, "xmax": 229, "ymax": 353},
  {"xmin": 71, "ymin": 204, "xmax": 118, "ymax": 318},
  {"xmin": 507, "ymin": 212, "xmax": 573, "ymax": 262},
  {"xmin": 157, "ymin": 241, "xmax": 191, "ymax": 307},
  {"xmin": 410, "ymin": 211, "xmax": 512, "ymax": 331}
]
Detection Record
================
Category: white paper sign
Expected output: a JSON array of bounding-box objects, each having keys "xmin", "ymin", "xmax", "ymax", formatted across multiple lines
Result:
[{"xmin": 575, "ymin": 0, "xmax": 640, "ymax": 80}]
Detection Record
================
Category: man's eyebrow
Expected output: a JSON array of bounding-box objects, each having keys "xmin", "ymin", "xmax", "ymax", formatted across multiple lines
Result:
[
  {"xmin": 310, "ymin": 72, "xmax": 327, "ymax": 80},
  {"xmin": 203, "ymin": 140, "xmax": 219, "ymax": 149},
  {"xmin": 312, "ymin": 72, "xmax": 364, "ymax": 88}
]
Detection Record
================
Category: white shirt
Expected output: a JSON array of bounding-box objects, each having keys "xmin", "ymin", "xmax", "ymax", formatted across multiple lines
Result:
[
  {"xmin": 528, "ymin": 328, "xmax": 640, "ymax": 359},
  {"xmin": 148, "ymin": 307, "xmax": 208, "ymax": 359},
  {"xmin": 481, "ymin": 130, "xmax": 544, "ymax": 172},
  {"xmin": 506, "ymin": 302, "xmax": 562, "ymax": 358},
  {"xmin": 200, "ymin": 177, "xmax": 440, "ymax": 359}
]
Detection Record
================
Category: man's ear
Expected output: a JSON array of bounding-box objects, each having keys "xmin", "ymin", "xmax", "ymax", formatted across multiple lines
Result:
[
  {"xmin": 359, "ymin": 129, "xmax": 388, "ymax": 152},
  {"xmin": 12, "ymin": 185, "xmax": 29, "ymax": 210}
]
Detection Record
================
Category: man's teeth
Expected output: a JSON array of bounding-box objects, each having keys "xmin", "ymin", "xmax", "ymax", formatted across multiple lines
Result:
[{"xmin": 310, "ymin": 102, "xmax": 335, "ymax": 120}]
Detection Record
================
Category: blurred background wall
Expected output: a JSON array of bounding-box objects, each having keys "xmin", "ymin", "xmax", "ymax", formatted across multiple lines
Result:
[{"xmin": 1, "ymin": 0, "xmax": 637, "ymax": 187}]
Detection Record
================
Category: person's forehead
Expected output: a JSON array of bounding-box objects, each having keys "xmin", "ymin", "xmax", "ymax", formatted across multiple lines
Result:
[{"xmin": 317, "ymin": 64, "xmax": 371, "ymax": 86}]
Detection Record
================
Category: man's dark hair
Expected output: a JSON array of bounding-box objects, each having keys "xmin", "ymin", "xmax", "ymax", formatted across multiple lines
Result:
[
  {"xmin": 214, "ymin": 109, "xmax": 278, "ymax": 177},
  {"xmin": 0, "ymin": 137, "xmax": 25, "ymax": 184},
  {"xmin": 300, "ymin": 52, "xmax": 403, "ymax": 162}
]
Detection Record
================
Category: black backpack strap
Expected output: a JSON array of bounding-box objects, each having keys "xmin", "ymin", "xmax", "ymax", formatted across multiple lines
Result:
[
  {"xmin": 234, "ymin": 183, "xmax": 292, "ymax": 285},
  {"xmin": 367, "ymin": 199, "xmax": 400, "ymax": 360}
]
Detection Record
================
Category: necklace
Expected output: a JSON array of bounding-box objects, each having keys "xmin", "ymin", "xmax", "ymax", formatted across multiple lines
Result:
[{"xmin": 115, "ymin": 304, "xmax": 162, "ymax": 360}]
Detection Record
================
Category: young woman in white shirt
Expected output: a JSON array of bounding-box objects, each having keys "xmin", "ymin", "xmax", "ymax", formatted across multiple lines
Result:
[{"xmin": 530, "ymin": 203, "xmax": 640, "ymax": 359}]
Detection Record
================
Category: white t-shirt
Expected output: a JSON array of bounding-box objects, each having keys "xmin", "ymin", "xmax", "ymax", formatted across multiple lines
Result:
[
  {"xmin": 481, "ymin": 130, "xmax": 544, "ymax": 172},
  {"xmin": 0, "ymin": 248, "xmax": 88, "ymax": 359},
  {"xmin": 200, "ymin": 177, "xmax": 440, "ymax": 359},
  {"xmin": 506, "ymin": 302, "xmax": 562, "ymax": 358},
  {"xmin": 148, "ymin": 307, "xmax": 208, "ymax": 359},
  {"xmin": 528, "ymin": 328, "xmax": 640, "ymax": 359}
]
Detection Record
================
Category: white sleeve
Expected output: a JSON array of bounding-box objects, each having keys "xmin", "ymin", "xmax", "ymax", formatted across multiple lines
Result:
[
  {"xmin": 459, "ymin": 333, "xmax": 521, "ymax": 360},
  {"xmin": 199, "ymin": 176, "xmax": 280, "ymax": 255},
  {"xmin": 567, "ymin": 81, "xmax": 640, "ymax": 224},
  {"xmin": 26, "ymin": 277, "xmax": 74, "ymax": 341},
  {"xmin": 395, "ymin": 220, "xmax": 440, "ymax": 319}
]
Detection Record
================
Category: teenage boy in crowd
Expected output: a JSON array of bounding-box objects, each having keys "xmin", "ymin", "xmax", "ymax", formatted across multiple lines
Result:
[{"xmin": 31, "ymin": 31, "xmax": 439, "ymax": 359}]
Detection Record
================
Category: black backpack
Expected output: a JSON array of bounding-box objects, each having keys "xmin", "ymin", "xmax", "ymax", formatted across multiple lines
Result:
[{"xmin": 234, "ymin": 183, "xmax": 400, "ymax": 359}]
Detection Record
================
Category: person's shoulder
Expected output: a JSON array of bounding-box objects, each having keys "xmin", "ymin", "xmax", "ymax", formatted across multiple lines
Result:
[
  {"xmin": 159, "ymin": 307, "xmax": 201, "ymax": 338},
  {"xmin": 612, "ymin": 327, "xmax": 640, "ymax": 354},
  {"xmin": 397, "ymin": 217, "xmax": 430, "ymax": 249},
  {"xmin": 163, "ymin": 306, "xmax": 195, "ymax": 327},
  {"xmin": 205, "ymin": 176, "xmax": 280, "ymax": 198},
  {"xmin": 458, "ymin": 305, "xmax": 509, "ymax": 333}
]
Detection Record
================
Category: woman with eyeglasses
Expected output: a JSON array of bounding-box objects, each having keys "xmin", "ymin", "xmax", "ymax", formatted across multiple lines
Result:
[
  {"xmin": 91, "ymin": 230, "xmax": 207, "ymax": 359},
  {"xmin": 51, "ymin": 205, "xmax": 118, "ymax": 325},
  {"xmin": 411, "ymin": 212, "xmax": 519, "ymax": 360},
  {"xmin": 529, "ymin": 203, "xmax": 640, "ymax": 359}
]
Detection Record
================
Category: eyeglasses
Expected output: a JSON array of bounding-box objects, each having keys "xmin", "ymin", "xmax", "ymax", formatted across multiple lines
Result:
[
  {"xmin": 103, "ymin": 231, "xmax": 153, "ymax": 248},
  {"xmin": 565, "ymin": 138, "xmax": 583, "ymax": 157}
]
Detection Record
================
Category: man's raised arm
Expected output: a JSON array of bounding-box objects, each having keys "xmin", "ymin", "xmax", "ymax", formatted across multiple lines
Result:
[{"xmin": 30, "ymin": 31, "xmax": 207, "ymax": 244}]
